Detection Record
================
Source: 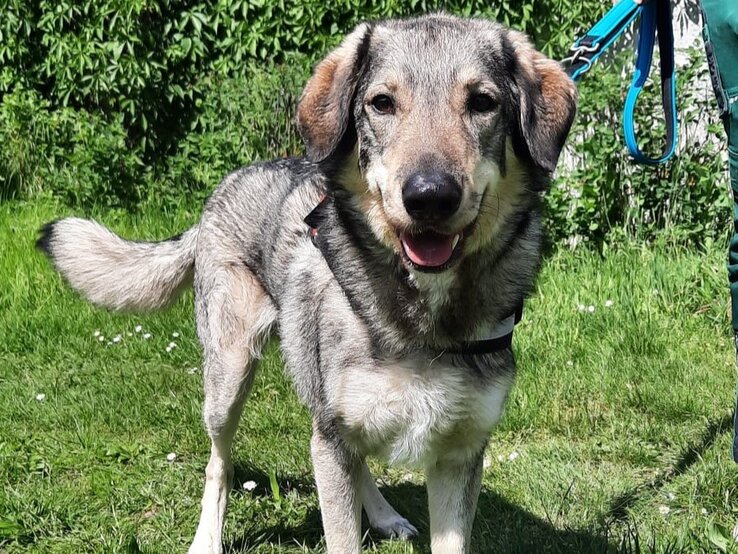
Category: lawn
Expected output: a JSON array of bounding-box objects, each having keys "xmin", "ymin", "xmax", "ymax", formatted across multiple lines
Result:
[{"xmin": 1, "ymin": 200, "xmax": 737, "ymax": 553}]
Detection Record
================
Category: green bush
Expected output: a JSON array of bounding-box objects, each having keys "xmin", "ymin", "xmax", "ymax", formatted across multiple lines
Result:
[
  {"xmin": 0, "ymin": 0, "xmax": 607, "ymax": 163},
  {"xmin": 156, "ymin": 54, "xmax": 310, "ymax": 208},
  {"xmin": 547, "ymin": 47, "xmax": 730, "ymax": 247},
  {"xmin": 0, "ymin": 0, "xmax": 730, "ymax": 247},
  {"xmin": 0, "ymin": 88, "xmax": 143, "ymax": 207}
]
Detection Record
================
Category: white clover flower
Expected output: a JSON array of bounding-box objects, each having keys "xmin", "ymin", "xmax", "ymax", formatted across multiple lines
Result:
[
  {"xmin": 166, "ymin": 452, "xmax": 177, "ymax": 462},
  {"xmin": 497, "ymin": 454, "xmax": 504, "ymax": 462},
  {"xmin": 112, "ymin": 335, "xmax": 122, "ymax": 343},
  {"xmin": 587, "ymin": 305, "xmax": 595, "ymax": 313},
  {"xmin": 577, "ymin": 304, "xmax": 586, "ymax": 312},
  {"xmin": 98, "ymin": 335, "xmax": 105, "ymax": 342},
  {"xmin": 508, "ymin": 451, "xmax": 519, "ymax": 461},
  {"xmin": 93, "ymin": 330, "xmax": 101, "ymax": 337},
  {"xmin": 165, "ymin": 346, "xmax": 172, "ymax": 353},
  {"xmin": 36, "ymin": 393, "xmax": 46, "ymax": 402},
  {"xmin": 658, "ymin": 505, "xmax": 670, "ymax": 515},
  {"xmin": 135, "ymin": 325, "xmax": 142, "ymax": 333},
  {"xmin": 700, "ymin": 508, "xmax": 708, "ymax": 515},
  {"xmin": 667, "ymin": 492, "xmax": 676, "ymax": 501},
  {"xmin": 605, "ymin": 299, "xmax": 614, "ymax": 308},
  {"xmin": 188, "ymin": 367, "xmax": 199, "ymax": 374},
  {"xmin": 168, "ymin": 342, "xmax": 177, "ymax": 349},
  {"xmin": 143, "ymin": 333, "xmax": 152, "ymax": 339},
  {"xmin": 566, "ymin": 360, "xmax": 574, "ymax": 367},
  {"xmin": 242, "ymin": 480, "xmax": 257, "ymax": 491},
  {"xmin": 172, "ymin": 332, "xmax": 180, "ymax": 338},
  {"xmin": 126, "ymin": 332, "xmax": 133, "ymax": 337}
]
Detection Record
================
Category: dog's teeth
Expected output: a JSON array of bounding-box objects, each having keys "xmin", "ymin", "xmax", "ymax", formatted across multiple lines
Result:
[{"xmin": 452, "ymin": 234, "xmax": 460, "ymax": 249}]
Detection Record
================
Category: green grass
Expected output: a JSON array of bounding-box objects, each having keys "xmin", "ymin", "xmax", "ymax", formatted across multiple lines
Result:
[{"xmin": 2, "ymin": 200, "xmax": 738, "ymax": 553}]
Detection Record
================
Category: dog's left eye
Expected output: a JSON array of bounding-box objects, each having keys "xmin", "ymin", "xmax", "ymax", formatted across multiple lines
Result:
[{"xmin": 468, "ymin": 93, "xmax": 497, "ymax": 114}]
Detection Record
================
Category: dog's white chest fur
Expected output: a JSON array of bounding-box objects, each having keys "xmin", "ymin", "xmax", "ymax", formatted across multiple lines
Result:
[{"xmin": 333, "ymin": 358, "xmax": 512, "ymax": 466}]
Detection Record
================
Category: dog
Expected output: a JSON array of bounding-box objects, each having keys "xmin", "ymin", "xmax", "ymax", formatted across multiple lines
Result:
[{"xmin": 37, "ymin": 13, "xmax": 576, "ymax": 553}]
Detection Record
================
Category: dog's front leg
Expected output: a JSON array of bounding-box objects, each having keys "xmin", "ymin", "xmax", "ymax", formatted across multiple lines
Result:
[
  {"xmin": 311, "ymin": 426, "xmax": 362, "ymax": 553},
  {"xmin": 426, "ymin": 450, "xmax": 484, "ymax": 553}
]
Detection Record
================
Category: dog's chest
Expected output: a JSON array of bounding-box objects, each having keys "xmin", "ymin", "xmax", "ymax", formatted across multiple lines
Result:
[{"xmin": 332, "ymin": 357, "xmax": 512, "ymax": 466}]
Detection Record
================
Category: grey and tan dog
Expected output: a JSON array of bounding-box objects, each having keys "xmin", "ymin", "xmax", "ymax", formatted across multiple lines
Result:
[{"xmin": 37, "ymin": 13, "xmax": 577, "ymax": 553}]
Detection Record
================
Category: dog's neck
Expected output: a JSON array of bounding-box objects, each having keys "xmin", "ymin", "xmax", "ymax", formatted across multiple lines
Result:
[{"xmin": 308, "ymin": 186, "xmax": 538, "ymax": 354}]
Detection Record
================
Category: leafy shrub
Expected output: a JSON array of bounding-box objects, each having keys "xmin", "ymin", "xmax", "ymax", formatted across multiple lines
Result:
[
  {"xmin": 1, "ymin": 0, "xmax": 730, "ymax": 248},
  {"xmin": 547, "ymin": 47, "xmax": 730, "ymax": 247},
  {"xmin": 0, "ymin": 0, "xmax": 608, "ymax": 164},
  {"xmin": 0, "ymin": 88, "xmax": 143, "ymax": 207},
  {"xmin": 154, "ymin": 54, "xmax": 310, "ymax": 207}
]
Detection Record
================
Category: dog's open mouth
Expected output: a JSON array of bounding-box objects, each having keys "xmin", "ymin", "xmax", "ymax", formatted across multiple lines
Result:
[{"xmin": 400, "ymin": 231, "xmax": 463, "ymax": 271}]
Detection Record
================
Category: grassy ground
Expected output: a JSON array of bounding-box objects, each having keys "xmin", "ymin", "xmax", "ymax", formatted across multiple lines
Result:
[{"xmin": 1, "ymin": 200, "xmax": 737, "ymax": 553}]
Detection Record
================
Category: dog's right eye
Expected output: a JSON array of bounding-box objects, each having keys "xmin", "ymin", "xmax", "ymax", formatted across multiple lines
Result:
[{"xmin": 370, "ymin": 95, "xmax": 395, "ymax": 115}]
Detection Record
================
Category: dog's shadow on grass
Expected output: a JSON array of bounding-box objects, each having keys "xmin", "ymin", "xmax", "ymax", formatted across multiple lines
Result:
[{"xmin": 225, "ymin": 464, "xmax": 612, "ymax": 553}]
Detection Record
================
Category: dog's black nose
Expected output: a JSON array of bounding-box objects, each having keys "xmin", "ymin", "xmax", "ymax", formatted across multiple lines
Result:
[{"xmin": 402, "ymin": 171, "xmax": 462, "ymax": 221}]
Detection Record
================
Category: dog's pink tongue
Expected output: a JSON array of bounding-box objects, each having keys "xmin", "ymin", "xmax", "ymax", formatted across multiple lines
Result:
[{"xmin": 401, "ymin": 232, "xmax": 455, "ymax": 267}]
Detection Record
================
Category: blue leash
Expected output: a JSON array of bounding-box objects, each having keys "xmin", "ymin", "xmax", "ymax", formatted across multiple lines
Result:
[{"xmin": 564, "ymin": 0, "xmax": 678, "ymax": 165}]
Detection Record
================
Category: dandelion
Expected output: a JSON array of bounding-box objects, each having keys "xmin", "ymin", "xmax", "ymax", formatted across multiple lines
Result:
[
  {"xmin": 605, "ymin": 299, "xmax": 614, "ymax": 308},
  {"xmin": 243, "ymin": 480, "xmax": 257, "ymax": 491},
  {"xmin": 135, "ymin": 325, "xmax": 142, "ymax": 333},
  {"xmin": 36, "ymin": 393, "xmax": 46, "ymax": 402},
  {"xmin": 93, "ymin": 330, "xmax": 101, "ymax": 337},
  {"xmin": 112, "ymin": 335, "xmax": 122, "ymax": 343},
  {"xmin": 508, "ymin": 451, "xmax": 519, "ymax": 461},
  {"xmin": 658, "ymin": 505, "xmax": 670, "ymax": 515},
  {"xmin": 143, "ymin": 333, "xmax": 152, "ymax": 340},
  {"xmin": 166, "ymin": 452, "xmax": 177, "ymax": 462},
  {"xmin": 172, "ymin": 332, "xmax": 180, "ymax": 338},
  {"xmin": 587, "ymin": 305, "xmax": 595, "ymax": 313}
]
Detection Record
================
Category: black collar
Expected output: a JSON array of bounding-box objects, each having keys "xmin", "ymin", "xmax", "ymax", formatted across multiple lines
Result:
[{"xmin": 304, "ymin": 196, "xmax": 522, "ymax": 355}]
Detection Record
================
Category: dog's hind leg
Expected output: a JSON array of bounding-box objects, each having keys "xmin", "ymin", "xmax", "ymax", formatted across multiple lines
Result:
[
  {"xmin": 359, "ymin": 461, "xmax": 418, "ymax": 540},
  {"xmin": 189, "ymin": 265, "xmax": 276, "ymax": 554}
]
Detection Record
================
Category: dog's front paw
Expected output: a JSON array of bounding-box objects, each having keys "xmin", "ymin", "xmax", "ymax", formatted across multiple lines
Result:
[
  {"xmin": 373, "ymin": 515, "xmax": 418, "ymax": 540},
  {"xmin": 188, "ymin": 532, "xmax": 222, "ymax": 554}
]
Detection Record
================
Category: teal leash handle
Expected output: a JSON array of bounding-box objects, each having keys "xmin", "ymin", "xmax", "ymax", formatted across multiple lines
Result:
[
  {"xmin": 622, "ymin": 0, "xmax": 677, "ymax": 165},
  {"xmin": 564, "ymin": 0, "xmax": 678, "ymax": 165}
]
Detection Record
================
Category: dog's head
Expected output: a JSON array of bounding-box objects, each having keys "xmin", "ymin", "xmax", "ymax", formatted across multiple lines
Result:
[{"xmin": 297, "ymin": 15, "xmax": 576, "ymax": 273}]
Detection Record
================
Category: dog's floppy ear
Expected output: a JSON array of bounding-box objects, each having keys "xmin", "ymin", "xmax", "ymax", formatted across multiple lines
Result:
[
  {"xmin": 297, "ymin": 23, "xmax": 372, "ymax": 164},
  {"xmin": 508, "ymin": 32, "xmax": 578, "ymax": 177}
]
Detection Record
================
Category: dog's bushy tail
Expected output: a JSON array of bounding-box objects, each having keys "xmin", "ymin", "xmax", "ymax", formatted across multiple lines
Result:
[{"xmin": 36, "ymin": 217, "xmax": 198, "ymax": 311}]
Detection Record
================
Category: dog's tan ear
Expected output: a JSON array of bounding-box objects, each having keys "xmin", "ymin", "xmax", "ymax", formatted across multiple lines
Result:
[
  {"xmin": 510, "ymin": 32, "xmax": 578, "ymax": 176},
  {"xmin": 297, "ymin": 23, "xmax": 372, "ymax": 164}
]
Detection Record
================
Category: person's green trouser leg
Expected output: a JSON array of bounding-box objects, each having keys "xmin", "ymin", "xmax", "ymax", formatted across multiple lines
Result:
[{"xmin": 700, "ymin": 0, "xmax": 738, "ymax": 461}]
